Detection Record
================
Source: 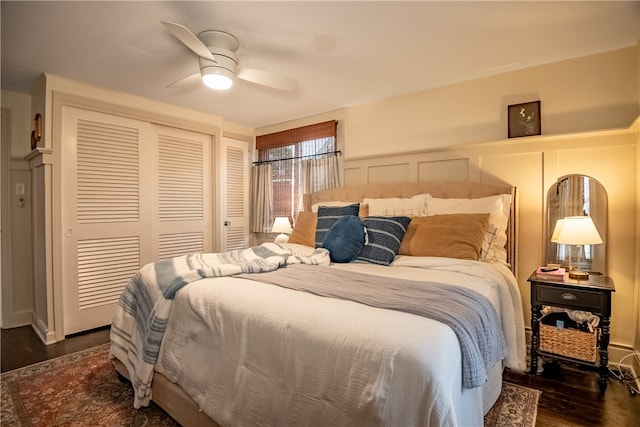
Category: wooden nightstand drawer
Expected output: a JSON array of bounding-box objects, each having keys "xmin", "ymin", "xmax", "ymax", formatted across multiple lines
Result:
[{"xmin": 535, "ymin": 284, "xmax": 604, "ymax": 313}]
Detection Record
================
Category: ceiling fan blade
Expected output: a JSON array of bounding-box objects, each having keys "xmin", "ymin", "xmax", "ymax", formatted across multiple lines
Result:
[
  {"xmin": 237, "ymin": 67, "xmax": 298, "ymax": 92},
  {"xmin": 161, "ymin": 21, "xmax": 216, "ymax": 62},
  {"xmin": 166, "ymin": 72, "xmax": 200, "ymax": 88}
]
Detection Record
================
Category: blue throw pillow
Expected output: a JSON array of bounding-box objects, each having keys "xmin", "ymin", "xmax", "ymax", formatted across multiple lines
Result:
[
  {"xmin": 356, "ymin": 216, "xmax": 412, "ymax": 265},
  {"xmin": 322, "ymin": 215, "xmax": 366, "ymax": 263},
  {"xmin": 315, "ymin": 203, "xmax": 361, "ymax": 248}
]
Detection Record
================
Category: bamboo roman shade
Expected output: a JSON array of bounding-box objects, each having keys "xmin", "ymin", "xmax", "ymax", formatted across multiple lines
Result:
[{"xmin": 256, "ymin": 120, "xmax": 337, "ymax": 155}]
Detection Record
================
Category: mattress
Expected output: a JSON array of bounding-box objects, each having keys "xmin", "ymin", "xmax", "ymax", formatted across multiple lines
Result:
[{"xmin": 146, "ymin": 244, "xmax": 526, "ymax": 427}]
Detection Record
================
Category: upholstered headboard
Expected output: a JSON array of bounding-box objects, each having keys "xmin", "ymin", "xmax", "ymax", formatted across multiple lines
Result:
[{"xmin": 303, "ymin": 181, "xmax": 517, "ymax": 274}]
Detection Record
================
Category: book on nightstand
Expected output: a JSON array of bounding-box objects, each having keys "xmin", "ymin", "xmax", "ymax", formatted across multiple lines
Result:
[{"xmin": 535, "ymin": 267, "xmax": 566, "ymax": 281}]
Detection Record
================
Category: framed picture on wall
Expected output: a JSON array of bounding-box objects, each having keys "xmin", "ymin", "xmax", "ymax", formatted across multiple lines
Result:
[{"xmin": 508, "ymin": 101, "xmax": 541, "ymax": 138}]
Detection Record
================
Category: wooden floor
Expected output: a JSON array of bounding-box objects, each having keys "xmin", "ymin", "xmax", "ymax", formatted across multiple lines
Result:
[
  {"xmin": 1, "ymin": 325, "xmax": 111, "ymax": 372},
  {"xmin": 2, "ymin": 325, "xmax": 639, "ymax": 426},
  {"xmin": 504, "ymin": 362, "xmax": 640, "ymax": 427}
]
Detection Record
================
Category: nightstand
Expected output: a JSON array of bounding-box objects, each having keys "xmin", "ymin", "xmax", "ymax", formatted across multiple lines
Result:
[{"xmin": 528, "ymin": 271, "xmax": 615, "ymax": 393}]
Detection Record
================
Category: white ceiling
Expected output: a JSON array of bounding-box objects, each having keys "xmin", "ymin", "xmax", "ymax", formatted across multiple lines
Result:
[{"xmin": 2, "ymin": 1, "xmax": 639, "ymax": 129}]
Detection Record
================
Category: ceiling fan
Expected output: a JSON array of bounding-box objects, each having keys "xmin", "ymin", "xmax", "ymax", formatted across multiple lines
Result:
[{"xmin": 162, "ymin": 21, "xmax": 298, "ymax": 92}]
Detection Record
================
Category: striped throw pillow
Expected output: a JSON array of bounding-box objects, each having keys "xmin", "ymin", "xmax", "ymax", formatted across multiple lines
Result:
[
  {"xmin": 315, "ymin": 203, "xmax": 360, "ymax": 248},
  {"xmin": 356, "ymin": 216, "xmax": 411, "ymax": 265}
]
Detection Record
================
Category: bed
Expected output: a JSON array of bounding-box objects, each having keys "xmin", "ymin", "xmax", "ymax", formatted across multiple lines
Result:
[{"xmin": 110, "ymin": 181, "xmax": 527, "ymax": 427}]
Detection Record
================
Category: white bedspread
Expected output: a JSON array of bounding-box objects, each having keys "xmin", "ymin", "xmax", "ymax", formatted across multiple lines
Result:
[
  {"xmin": 152, "ymin": 244, "xmax": 526, "ymax": 427},
  {"xmin": 110, "ymin": 243, "xmax": 331, "ymax": 408}
]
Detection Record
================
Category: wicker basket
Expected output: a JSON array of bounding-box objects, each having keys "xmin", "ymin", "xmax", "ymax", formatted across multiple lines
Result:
[{"xmin": 539, "ymin": 323, "xmax": 599, "ymax": 363}]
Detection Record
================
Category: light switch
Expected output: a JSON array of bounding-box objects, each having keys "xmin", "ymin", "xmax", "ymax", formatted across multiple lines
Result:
[{"xmin": 15, "ymin": 183, "xmax": 25, "ymax": 196}]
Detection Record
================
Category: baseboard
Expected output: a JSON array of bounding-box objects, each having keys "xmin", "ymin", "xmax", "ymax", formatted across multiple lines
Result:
[
  {"xmin": 6, "ymin": 310, "xmax": 33, "ymax": 328},
  {"xmin": 608, "ymin": 344, "xmax": 640, "ymax": 394},
  {"xmin": 633, "ymin": 353, "xmax": 640, "ymax": 392},
  {"xmin": 31, "ymin": 318, "xmax": 57, "ymax": 345},
  {"xmin": 608, "ymin": 343, "xmax": 638, "ymax": 367}
]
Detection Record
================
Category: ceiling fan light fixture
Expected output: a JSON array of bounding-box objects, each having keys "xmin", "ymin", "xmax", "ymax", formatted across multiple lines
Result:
[
  {"xmin": 164, "ymin": 21, "xmax": 298, "ymax": 92},
  {"xmin": 201, "ymin": 67, "xmax": 234, "ymax": 90}
]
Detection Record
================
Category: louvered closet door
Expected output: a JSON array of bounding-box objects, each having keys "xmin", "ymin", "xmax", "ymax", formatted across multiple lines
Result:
[
  {"xmin": 61, "ymin": 109, "xmax": 213, "ymax": 335},
  {"xmin": 152, "ymin": 125, "xmax": 211, "ymax": 260},
  {"xmin": 221, "ymin": 137, "xmax": 249, "ymax": 251},
  {"xmin": 61, "ymin": 107, "xmax": 153, "ymax": 335}
]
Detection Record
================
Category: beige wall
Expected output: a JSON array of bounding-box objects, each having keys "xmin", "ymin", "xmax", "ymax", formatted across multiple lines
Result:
[
  {"xmin": 341, "ymin": 47, "xmax": 637, "ymax": 159},
  {"xmin": 635, "ymin": 117, "xmax": 640, "ymax": 377},
  {"xmin": 635, "ymin": 35, "xmax": 640, "ymax": 373},
  {"xmin": 2, "ymin": 91, "xmax": 32, "ymax": 158},
  {"xmin": 632, "ymin": 37, "xmax": 640, "ymax": 383},
  {"xmin": 1, "ymin": 91, "xmax": 33, "ymax": 328}
]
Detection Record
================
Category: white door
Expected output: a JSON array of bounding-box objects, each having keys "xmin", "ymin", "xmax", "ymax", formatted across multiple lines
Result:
[
  {"xmin": 61, "ymin": 107, "xmax": 213, "ymax": 335},
  {"xmin": 152, "ymin": 125, "xmax": 212, "ymax": 260},
  {"xmin": 221, "ymin": 137, "xmax": 249, "ymax": 251},
  {"xmin": 61, "ymin": 107, "xmax": 152, "ymax": 335}
]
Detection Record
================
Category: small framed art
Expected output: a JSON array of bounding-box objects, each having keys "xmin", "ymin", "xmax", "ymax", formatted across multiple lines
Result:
[{"xmin": 508, "ymin": 101, "xmax": 541, "ymax": 138}]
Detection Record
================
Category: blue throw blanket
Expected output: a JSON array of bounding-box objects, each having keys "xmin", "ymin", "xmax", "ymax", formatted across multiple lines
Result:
[{"xmin": 110, "ymin": 243, "xmax": 330, "ymax": 408}]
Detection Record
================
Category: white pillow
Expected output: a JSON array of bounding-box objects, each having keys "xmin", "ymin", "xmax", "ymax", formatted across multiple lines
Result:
[
  {"xmin": 311, "ymin": 201, "xmax": 358, "ymax": 213},
  {"xmin": 363, "ymin": 194, "xmax": 429, "ymax": 217},
  {"xmin": 427, "ymin": 194, "xmax": 512, "ymax": 263}
]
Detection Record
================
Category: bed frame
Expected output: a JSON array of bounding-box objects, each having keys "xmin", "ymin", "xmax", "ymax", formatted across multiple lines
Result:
[
  {"xmin": 114, "ymin": 180, "xmax": 517, "ymax": 426},
  {"xmin": 114, "ymin": 358, "xmax": 220, "ymax": 427}
]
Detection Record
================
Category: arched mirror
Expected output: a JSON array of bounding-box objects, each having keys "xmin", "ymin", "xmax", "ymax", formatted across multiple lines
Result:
[{"xmin": 545, "ymin": 175, "xmax": 607, "ymax": 275}]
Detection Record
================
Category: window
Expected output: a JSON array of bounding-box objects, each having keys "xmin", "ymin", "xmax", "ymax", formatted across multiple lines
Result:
[{"xmin": 256, "ymin": 121, "xmax": 337, "ymax": 221}]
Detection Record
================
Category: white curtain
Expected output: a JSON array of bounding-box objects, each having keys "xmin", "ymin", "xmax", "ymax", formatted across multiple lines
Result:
[
  {"xmin": 250, "ymin": 163, "xmax": 274, "ymax": 233},
  {"xmin": 302, "ymin": 152, "xmax": 343, "ymax": 195}
]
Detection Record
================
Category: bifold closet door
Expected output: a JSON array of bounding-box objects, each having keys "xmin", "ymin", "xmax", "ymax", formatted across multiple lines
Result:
[
  {"xmin": 60, "ymin": 107, "xmax": 212, "ymax": 335},
  {"xmin": 152, "ymin": 125, "xmax": 212, "ymax": 260}
]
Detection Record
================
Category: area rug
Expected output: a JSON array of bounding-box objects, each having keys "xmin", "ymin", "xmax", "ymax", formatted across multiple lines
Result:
[
  {"xmin": 1, "ymin": 344, "xmax": 177, "ymax": 426},
  {"xmin": 2, "ymin": 343, "xmax": 540, "ymax": 426},
  {"xmin": 484, "ymin": 382, "xmax": 541, "ymax": 427}
]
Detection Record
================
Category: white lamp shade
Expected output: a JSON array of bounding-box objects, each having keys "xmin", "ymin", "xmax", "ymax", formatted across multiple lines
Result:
[
  {"xmin": 272, "ymin": 217, "xmax": 292, "ymax": 244},
  {"xmin": 271, "ymin": 217, "xmax": 292, "ymax": 233},
  {"xmin": 554, "ymin": 216, "xmax": 603, "ymax": 245},
  {"xmin": 550, "ymin": 218, "xmax": 564, "ymax": 242}
]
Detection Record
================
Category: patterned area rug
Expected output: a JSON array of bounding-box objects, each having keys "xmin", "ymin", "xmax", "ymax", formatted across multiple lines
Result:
[
  {"xmin": 484, "ymin": 382, "xmax": 541, "ymax": 427},
  {"xmin": 1, "ymin": 344, "xmax": 177, "ymax": 426},
  {"xmin": 2, "ymin": 343, "xmax": 540, "ymax": 426}
]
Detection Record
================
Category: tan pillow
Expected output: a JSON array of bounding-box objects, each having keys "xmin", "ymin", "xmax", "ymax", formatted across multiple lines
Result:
[
  {"xmin": 288, "ymin": 211, "xmax": 317, "ymax": 247},
  {"xmin": 358, "ymin": 204, "xmax": 369, "ymax": 218},
  {"xmin": 399, "ymin": 214, "xmax": 490, "ymax": 260}
]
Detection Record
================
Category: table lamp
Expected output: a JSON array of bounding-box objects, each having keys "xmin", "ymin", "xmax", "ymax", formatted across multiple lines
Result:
[
  {"xmin": 554, "ymin": 215, "xmax": 603, "ymax": 280},
  {"xmin": 271, "ymin": 217, "xmax": 292, "ymax": 244},
  {"xmin": 550, "ymin": 218, "xmax": 564, "ymax": 243}
]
